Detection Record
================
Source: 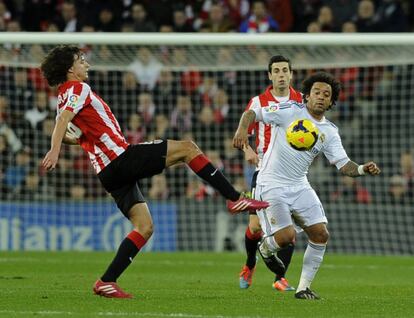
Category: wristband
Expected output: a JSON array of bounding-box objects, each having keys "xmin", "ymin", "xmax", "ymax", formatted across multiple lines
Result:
[{"xmin": 358, "ymin": 165, "xmax": 366, "ymax": 175}]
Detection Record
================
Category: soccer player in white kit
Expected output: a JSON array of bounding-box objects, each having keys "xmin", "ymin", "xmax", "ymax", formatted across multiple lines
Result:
[{"xmin": 233, "ymin": 72, "xmax": 381, "ymax": 299}]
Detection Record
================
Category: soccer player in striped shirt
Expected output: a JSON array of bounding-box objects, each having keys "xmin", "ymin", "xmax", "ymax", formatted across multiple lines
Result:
[
  {"xmin": 40, "ymin": 45, "xmax": 268, "ymax": 299},
  {"xmin": 234, "ymin": 72, "xmax": 380, "ymax": 299},
  {"xmin": 239, "ymin": 55, "xmax": 302, "ymax": 291}
]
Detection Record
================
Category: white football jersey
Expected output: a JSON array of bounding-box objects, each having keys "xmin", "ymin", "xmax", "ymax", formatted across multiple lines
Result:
[{"xmin": 252, "ymin": 101, "xmax": 350, "ymax": 187}]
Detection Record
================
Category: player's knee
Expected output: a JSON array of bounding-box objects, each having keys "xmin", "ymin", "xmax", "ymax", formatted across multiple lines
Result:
[
  {"xmin": 248, "ymin": 223, "xmax": 261, "ymax": 234},
  {"xmin": 275, "ymin": 229, "xmax": 295, "ymax": 248},
  {"xmin": 312, "ymin": 229, "xmax": 329, "ymax": 244},
  {"xmin": 174, "ymin": 140, "xmax": 200, "ymax": 162},
  {"xmin": 278, "ymin": 236, "xmax": 295, "ymax": 248},
  {"xmin": 185, "ymin": 140, "xmax": 201, "ymax": 156},
  {"xmin": 321, "ymin": 229, "xmax": 329, "ymax": 243},
  {"xmin": 136, "ymin": 223, "xmax": 154, "ymax": 240},
  {"xmin": 249, "ymin": 227, "xmax": 262, "ymax": 234}
]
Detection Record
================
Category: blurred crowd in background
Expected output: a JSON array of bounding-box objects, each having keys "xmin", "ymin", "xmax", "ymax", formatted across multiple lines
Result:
[
  {"xmin": 1, "ymin": 62, "xmax": 413, "ymax": 206},
  {"xmin": 0, "ymin": 0, "xmax": 413, "ymax": 34},
  {"xmin": 0, "ymin": 0, "xmax": 413, "ymax": 207}
]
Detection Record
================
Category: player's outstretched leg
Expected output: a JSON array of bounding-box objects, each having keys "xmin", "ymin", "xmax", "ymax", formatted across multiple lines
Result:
[
  {"xmin": 165, "ymin": 140, "xmax": 268, "ymax": 213},
  {"xmin": 239, "ymin": 216, "xmax": 262, "ymax": 289},
  {"xmin": 93, "ymin": 203, "xmax": 152, "ymax": 299},
  {"xmin": 272, "ymin": 243, "xmax": 296, "ymax": 292}
]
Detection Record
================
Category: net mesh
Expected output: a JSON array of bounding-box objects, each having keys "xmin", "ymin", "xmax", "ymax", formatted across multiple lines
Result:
[{"xmin": 0, "ymin": 37, "xmax": 413, "ymax": 254}]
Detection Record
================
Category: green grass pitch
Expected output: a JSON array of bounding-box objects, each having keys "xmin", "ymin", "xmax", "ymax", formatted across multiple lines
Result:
[{"xmin": 0, "ymin": 252, "xmax": 413, "ymax": 317}]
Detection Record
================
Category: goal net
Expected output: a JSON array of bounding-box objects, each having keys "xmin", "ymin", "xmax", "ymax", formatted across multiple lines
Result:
[{"xmin": 0, "ymin": 33, "xmax": 413, "ymax": 254}]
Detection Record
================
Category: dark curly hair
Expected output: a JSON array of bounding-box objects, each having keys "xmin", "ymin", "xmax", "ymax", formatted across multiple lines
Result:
[
  {"xmin": 302, "ymin": 72, "xmax": 341, "ymax": 107},
  {"xmin": 40, "ymin": 45, "xmax": 82, "ymax": 86}
]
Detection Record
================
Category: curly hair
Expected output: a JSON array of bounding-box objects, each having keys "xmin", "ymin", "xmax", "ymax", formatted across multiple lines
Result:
[
  {"xmin": 302, "ymin": 72, "xmax": 341, "ymax": 107},
  {"xmin": 40, "ymin": 45, "xmax": 82, "ymax": 86}
]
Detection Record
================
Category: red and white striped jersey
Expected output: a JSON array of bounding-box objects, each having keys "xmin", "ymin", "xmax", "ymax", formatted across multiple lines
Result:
[
  {"xmin": 245, "ymin": 86, "xmax": 302, "ymax": 164},
  {"xmin": 57, "ymin": 81, "xmax": 129, "ymax": 174}
]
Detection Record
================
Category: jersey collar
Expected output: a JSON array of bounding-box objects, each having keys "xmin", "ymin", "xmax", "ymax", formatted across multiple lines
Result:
[{"xmin": 265, "ymin": 85, "xmax": 294, "ymax": 103}]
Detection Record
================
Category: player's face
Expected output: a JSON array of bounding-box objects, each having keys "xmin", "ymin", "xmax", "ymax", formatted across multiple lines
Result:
[
  {"xmin": 268, "ymin": 62, "xmax": 292, "ymax": 92},
  {"xmin": 69, "ymin": 54, "xmax": 90, "ymax": 81},
  {"xmin": 306, "ymin": 82, "xmax": 332, "ymax": 118}
]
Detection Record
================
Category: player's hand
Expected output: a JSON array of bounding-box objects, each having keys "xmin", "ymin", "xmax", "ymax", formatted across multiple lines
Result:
[
  {"xmin": 233, "ymin": 129, "xmax": 249, "ymax": 150},
  {"xmin": 42, "ymin": 149, "xmax": 60, "ymax": 171},
  {"xmin": 243, "ymin": 144, "xmax": 259, "ymax": 166},
  {"xmin": 363, "ymin": 161, "xmax": 381, "ymax": 175}
]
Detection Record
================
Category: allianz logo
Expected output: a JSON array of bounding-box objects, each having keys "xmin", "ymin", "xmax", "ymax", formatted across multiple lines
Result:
[{"xmin": 0, "ymin": 214, "xmax": 154, "ymax": 251}]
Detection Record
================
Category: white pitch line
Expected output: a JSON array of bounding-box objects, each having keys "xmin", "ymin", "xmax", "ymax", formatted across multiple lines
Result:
[
  {"xmin": 0, "ymin": 310, "xmax": 75, "ymax": 316},
  {"xmin": 323, "ymin": 264, "xmax": 381, "ymax": 270},
  {"xmin": 0, "ymin": 310, "xmax": 272, "ymax": 318},
  {"xmin": 97, "ymin": 313, "xmax": 270, "ymax": 318}
]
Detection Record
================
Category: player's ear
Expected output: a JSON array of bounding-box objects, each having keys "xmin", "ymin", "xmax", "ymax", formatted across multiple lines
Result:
[{"xmin": 268, "ymin": 72, "xmax": 272, "ymax": 81}]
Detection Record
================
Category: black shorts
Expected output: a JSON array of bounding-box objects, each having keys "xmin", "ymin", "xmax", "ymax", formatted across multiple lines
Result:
[
  {"xmin": 249, "ymin": 170, "xmax": 259, "ymax": 216},
  {"xmin": 98, "ymin": 140, "xmax": 168, "ymax": 216}
]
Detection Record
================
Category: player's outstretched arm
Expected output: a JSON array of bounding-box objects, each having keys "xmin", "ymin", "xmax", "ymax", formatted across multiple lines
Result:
[
  {"xmin": 340, "ymin": 160, "xmax": 381, "ymax": 177},
  {"xmin": 42, "ymin": 110, "xmax": 75, "ymax": 171},
  {"xmin": 233, "ymin": 110, "xmax": 256, "ymax": 149}
]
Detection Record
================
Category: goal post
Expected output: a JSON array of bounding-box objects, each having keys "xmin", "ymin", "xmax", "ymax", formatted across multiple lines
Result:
[{"xmin": 0, "ymin": 33, "xmax": 413, "ymax": 254}]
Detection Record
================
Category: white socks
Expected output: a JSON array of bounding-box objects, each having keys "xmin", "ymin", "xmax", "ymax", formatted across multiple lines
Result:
[{"xmin": 297, "ymin": 241, "xmax": 326, "ymax": 292}]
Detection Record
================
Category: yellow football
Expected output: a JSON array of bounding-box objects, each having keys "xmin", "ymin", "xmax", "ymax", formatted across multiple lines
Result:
[{"xmin": 286, "ymin": 119, "xmax": 319, "ymax": 151}]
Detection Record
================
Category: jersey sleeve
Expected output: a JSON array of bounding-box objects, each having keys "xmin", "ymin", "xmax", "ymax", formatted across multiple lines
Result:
[
  {"xmin": 323, "ymin": 131, "xmax": 350, "ymax": 170},
  {"xmin": 62, "ymin": 82, "xmax": 91, "ymax": 115},
  {"xmin": 253, "ymin": 101, "xmax": 298, "ymax": 125}
]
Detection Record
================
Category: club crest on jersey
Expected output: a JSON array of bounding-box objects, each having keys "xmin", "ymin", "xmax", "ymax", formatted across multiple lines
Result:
[
  {"xmin": 309, "ymin": 133, "xmax": 324, "ymax": 154},
  {"xmin": 67, "ymin": 94, "xmax": 79, "ymax": 108},
  {"xmin": 320, "ymin": 133, "xmax": 326, "ymax": 143}
]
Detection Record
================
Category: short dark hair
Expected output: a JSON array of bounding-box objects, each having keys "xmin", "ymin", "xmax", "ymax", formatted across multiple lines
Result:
[
  {"xmin": 302, "ymin": 71, "xmax": 341, "ymax": 107},
  {"xmin": 268, "ymin": 55, "xmax": 292, "ymax": 73},
  {"xmin": 40, "ymin": 45, "xmax": 82, "ymax": 86}
]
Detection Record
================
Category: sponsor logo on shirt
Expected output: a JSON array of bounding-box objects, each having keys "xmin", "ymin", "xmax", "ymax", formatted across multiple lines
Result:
[
  {"xmin": 57, "ymin": 91, "xmax": 68, "ymax": 105},
  {"xmin": 266, "ymin": 105, "xmax": 279, "ymax": 112},
  {"xmin": 311, "ymin": 147, "xmax": 320, "ymax": 155}
]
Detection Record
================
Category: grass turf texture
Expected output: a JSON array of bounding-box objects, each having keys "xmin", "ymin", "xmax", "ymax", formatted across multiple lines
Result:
[{"xmin": 0, "ymin": 252, "xmax": 413, "ymax": 318}]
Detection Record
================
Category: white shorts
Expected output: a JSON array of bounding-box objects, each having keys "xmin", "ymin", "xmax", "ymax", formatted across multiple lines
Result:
[{"xmin": 254, "ymin": 184, "xmax": 328, "ymax": 236}]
